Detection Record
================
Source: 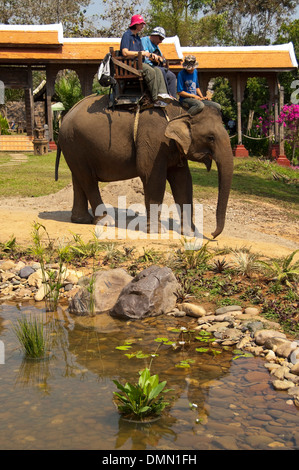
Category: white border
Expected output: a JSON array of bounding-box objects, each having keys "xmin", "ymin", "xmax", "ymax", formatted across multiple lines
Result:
[
  {"xmin": 181, "ymin": 42, "xmax": 298, "ymax": 67},
  {"xmin": 0, "ymin": 23, "xmax": 64, "ymax": 43},
  {"xmin": 0, "ymin": 24, "xmax": 297, "ymax": 68}
]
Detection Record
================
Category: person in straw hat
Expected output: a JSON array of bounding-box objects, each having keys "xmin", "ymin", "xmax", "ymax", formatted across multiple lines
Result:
[{"xmin": 177, "ymin": 55, "xmax": 221, "ymax": 115}]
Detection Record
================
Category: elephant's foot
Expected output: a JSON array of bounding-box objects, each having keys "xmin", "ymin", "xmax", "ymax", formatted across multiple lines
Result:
[
  {"xmin": 93, "ymin": 214, "xmax": 115, "ymax": 227},
  {"xmin": 147, "ymin": 222, "xmax": 167, "ymax": 234},
  {"xmin": 71, "ymin": 212, "xmax": 93, "ymax": 224}
]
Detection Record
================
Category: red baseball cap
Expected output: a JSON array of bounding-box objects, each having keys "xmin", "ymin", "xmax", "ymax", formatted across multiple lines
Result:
[{"xmin": 129, "ymin": 14, "xmax": 146, "ymax": 27}]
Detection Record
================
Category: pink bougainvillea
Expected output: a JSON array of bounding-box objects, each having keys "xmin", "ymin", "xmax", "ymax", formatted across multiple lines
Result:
[{"xmin": 256, "ymin": 103, "xmax": 299, "ymax": 163}]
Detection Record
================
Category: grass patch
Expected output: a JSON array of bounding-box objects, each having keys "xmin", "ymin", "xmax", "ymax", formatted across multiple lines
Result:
[
  {"xmin": 0, "ymin": 152, "xmax": 298, "ymax": 215},
  {"xmin": 0, "ymin": 151, "xmax": 71, "ymax": 197},
  {"xmin": 189, "ymin": 157, "xmax": 299, "ymax": 213},
  {"xmin": 13, "ymin": 315, "xmax": 49, "ymax": 359}
]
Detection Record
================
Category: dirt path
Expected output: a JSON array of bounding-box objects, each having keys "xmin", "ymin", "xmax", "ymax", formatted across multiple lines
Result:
[{"xmin": 0, "ymin": 178, "xmax": 298, "ymax": 258}]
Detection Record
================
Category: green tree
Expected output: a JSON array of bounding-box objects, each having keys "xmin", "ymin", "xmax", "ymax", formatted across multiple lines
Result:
[
  {"xmin": 98, "ymin": 0, "xmax": 144, "ymax": 37},
  {"xmin": 54, "ymin": 72, "xmax": 83, "ymax": 111},
  {"xmin": 275, "ymin": 19, "xmax": 299, "ymax": 103},
  {"xmin": 147, "ymin": 0, "xmax": 211, "ymax": 45},
  {"xmin": 211, "ymin": 77, "xmax": 236, "ymax": 122},
  {"xmin": 0, "ymin": 0, "xmax": 92, "ymax": 36},
  {"xmin": 206, "ymin": 0, "xmax": 298, "ymax": 45}
]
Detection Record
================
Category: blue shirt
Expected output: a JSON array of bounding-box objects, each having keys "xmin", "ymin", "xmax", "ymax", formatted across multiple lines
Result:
[
  {"xmin": 120, "ymin": 29, "xmax": 143, "ymax": 53},
  {"xmin": 141, "ymin": 36, "xmax": 162, "ymax": 66},
  {"xmin": 177, "ymin": 69, "xmax": 199, "ymax": 102}
]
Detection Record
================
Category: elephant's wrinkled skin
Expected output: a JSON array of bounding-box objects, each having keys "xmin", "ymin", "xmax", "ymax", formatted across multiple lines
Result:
[{"xmin": 56, "ymin": 94, "xmax": 234, "ymax": 238}]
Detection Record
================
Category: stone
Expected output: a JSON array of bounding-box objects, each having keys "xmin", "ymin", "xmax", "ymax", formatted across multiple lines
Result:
[
  {"xmin": 216, "ymin": 327, "xmax": 243, "ymax": 345},
  {"xmin": 64, "ymin": 283, "xmax": 74, "ymax": 292},
  {"xmin": 254, "ymin": 329, "xmax": 286, "ymax": 346},
  {"xmin": 265, "ymin": 350, "xmax": 276, "ymax": 361},
  {"xmin": 34, "ymin": 284, "xmax": 48, "ymax": 302},
  {"xmin": 264, "ymin": 337, "xmax": 298, "ymax": 358},
  {"xmin": 68, "ymin": 287, "xmax": 91, "ymax": 315},
  {"xmin": 290, "ymin": 348, "xmax": 299, "ymax": 365},
  {"xmin": 272, "ymin": 379, "xmax": 295, "ymax": 391},
  {"xmin": 111, "ymin": 265, "xmax": 179, "ymax": 319},
  {"xmin": 27, "ymin": 269, "xmax": 46, "ymax": 288},
  {"xmin": 271, "ymin": 366, "xmax": 289, "ymax": 380},
  {"xmin": 244, "ymin": 307, "xmax": 260, "ymax": 317},
  {"xmin": 19, "ymin": 266, "xmax": 35, "ymax": 279},
  {"xmin": 0, "ymin": 260, "xmax": 16, "ymax": 271},
  {"xmin": 215, "ymin": 305, "xmax": 242, "ymax": 315},
  {"xmin": 237, "ymin": 335, "xmax": 252, "ymax": 349},
  {"xmin": 288, "ymin": 386, "xmax": 299, "ymax": 398},
  {"xmin": 93, "ymin": 268, "xmax": 133, "ymax": 312},
  {"xmin": 64, "ymin": 273, "xmax": 79, "ymax": 285},
  {"xmin": 0, "ymin": 272, "xmax": 15, "ymax": 282},
  {"xmin": 16, "ymin": 287, "xmax": 32, "ymax": 298},
  {"xmin": 69, "ymin": 268, "xmax": 133, "ymax": 316},
  {"xmin": 291, "ymin": 363, "xmax": 299, "ymax": 376},
  {"xmin": 178, "ymin": 302, "xmax": 206, "ymax": 318}
]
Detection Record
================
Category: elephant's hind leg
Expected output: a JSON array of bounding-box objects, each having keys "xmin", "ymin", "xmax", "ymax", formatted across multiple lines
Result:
[{"xmin": 71, "ymin": 175, "xmax": 93, "ymax": 224}]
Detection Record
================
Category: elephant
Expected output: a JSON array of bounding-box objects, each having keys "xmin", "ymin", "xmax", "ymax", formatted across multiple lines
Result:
[{"xmin": 56, "ymin": 94, "xmax": 234, "ymax": 238}]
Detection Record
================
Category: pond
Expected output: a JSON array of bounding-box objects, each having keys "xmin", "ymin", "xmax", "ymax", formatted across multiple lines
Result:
[{"xmin": 0, "ymin": 302, "xmax": 298, "ymax": 451}]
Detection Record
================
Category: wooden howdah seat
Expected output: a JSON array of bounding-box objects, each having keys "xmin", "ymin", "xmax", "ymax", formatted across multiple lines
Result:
[{"xmin": 108, "ymin": 47, "xmax": 151, "ymax": 108}]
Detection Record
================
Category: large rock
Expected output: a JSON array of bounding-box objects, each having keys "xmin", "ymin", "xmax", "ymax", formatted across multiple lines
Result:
[
  {"xmin": 264, "ymin": 337, "xmax": 298, "ymax": 358},
  {"xmin": 69, "ymin": 268, "xmax": 133, "ymax": 316},
  {"xmin": 254, "ymin": 329, "xmax": 286, "ymax": 346},
  {"xmin": 111, "ymin": 265, "xmax": 179, "ymax": 320}
]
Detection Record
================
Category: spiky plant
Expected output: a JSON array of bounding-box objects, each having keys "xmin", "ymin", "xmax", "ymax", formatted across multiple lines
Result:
[{"xmin": 230, "ymin": 250, "xmax": 262, "ymax": 277}]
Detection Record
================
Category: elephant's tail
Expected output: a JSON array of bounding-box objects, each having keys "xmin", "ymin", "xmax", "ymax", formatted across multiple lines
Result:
[{"xmin": 55, "ymin": 143, "xmax": 61, "ymax": 181}]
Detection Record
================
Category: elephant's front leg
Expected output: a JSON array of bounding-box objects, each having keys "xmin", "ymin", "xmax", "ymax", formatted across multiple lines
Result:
[{"xmin": 167, "ymin": 162, "xmax": 197, "ymax": 236}]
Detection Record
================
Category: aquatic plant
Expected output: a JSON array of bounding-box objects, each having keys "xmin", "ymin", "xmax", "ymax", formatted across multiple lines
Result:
[
  {"xmin": 13, "ymin": 315, "xmax": 49, "ymax": 359},
  {"xmin": 113, "ymin": 367, "xmax": 172, "ymax": 420},
  {"xmin": 195, "ymin": 330, "xmax": 222, "ymax": 356}
]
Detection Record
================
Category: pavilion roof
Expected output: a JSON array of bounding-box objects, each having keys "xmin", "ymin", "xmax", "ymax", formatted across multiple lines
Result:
[{"xmin": 0, "ymin": 24, "xmax": 297, "ymax": 72}]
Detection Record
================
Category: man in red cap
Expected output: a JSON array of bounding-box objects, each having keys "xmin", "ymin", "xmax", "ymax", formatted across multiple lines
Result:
[{"xmin": 120, "ymin": 15, "xmax": 174, "ymax": 104}]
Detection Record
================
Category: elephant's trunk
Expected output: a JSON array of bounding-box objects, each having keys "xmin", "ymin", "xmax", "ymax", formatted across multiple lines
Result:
[{"xmin": 211, "ymin": 150, "xmax": 234, "ymax": 239}]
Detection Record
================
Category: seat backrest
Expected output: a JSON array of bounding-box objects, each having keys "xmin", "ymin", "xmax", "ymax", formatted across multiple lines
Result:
[{"xmin": 109, "ymin": 47, "xmax": 143, "ymax": 80}]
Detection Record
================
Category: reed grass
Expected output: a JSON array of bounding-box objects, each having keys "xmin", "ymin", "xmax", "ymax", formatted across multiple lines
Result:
[{"xmin": 13, "ymin": 315, "xmax": 49, "ymax": 359}]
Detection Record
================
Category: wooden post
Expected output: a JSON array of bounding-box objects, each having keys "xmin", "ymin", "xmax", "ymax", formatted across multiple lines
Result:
[
  {"xmin": 237, "ymin": 74, "xmax": 242, "ymax": 145},
  {"xmin": 277, "ymin": 85, "xmax": 291, "ymax": 167},
  {"xmin": 45, "ymin": 65, "xmax": 55, "ymax": 142},
  {"xmin": 24, "ymin": 66, "xmax": 34, "ymax": 136},
  {"xmin": 279, "ymin": 86, "xmax": 285, "ymax": 156},
  {"xmin": 233, "ymin": 74, "xmax": 249, "ymax": 157}
]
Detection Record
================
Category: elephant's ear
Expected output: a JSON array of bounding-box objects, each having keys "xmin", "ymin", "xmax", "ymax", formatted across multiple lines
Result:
[{"xmin": 165, "ymin": 116, "xmax": 192, "ymax": 155}]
